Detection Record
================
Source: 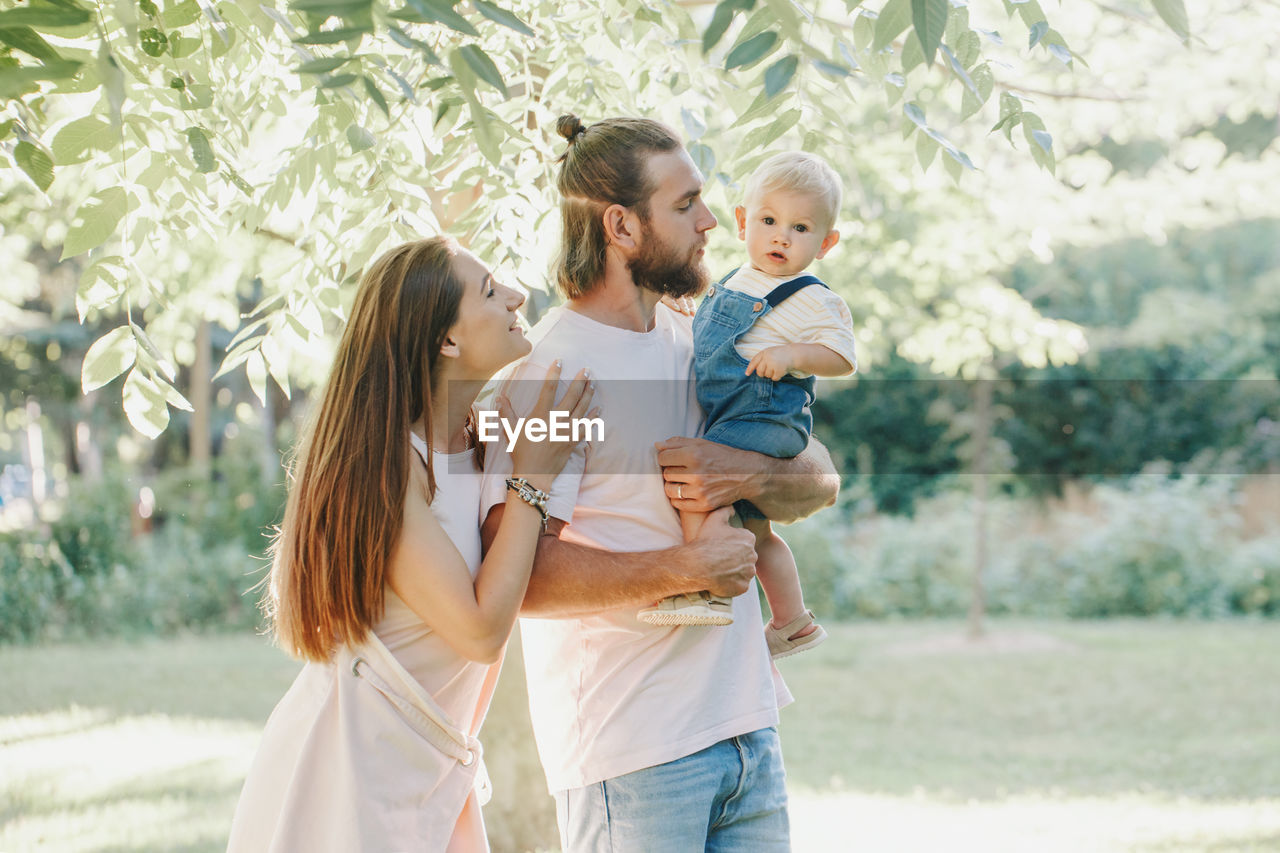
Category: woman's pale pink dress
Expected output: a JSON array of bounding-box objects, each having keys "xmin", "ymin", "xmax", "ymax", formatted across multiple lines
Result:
[{"xmin": 227, "ymin": 440, "xmax": 500, "ymax": 852}]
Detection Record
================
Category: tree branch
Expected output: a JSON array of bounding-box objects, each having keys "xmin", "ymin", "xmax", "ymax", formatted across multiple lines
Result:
[{"xmin": 998, "ymin": 80, "xmax": 1139, "ymax": 103}]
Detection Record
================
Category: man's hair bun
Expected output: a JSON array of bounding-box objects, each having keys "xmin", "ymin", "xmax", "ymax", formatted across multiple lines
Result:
[{"xmin": 556, "ymin": 114, "xmax": 587, "ymax": 142}]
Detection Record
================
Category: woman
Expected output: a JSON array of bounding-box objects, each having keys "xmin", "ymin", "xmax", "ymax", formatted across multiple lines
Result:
[{"xmin": 227, "ymin": 237, "xmax": 593, "ymax": 852}]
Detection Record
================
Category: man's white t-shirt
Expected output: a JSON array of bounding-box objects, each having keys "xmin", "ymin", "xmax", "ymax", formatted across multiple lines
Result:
[{"xmin": 479, "ymin": 303, "xmax": 791, "ymax": 794}]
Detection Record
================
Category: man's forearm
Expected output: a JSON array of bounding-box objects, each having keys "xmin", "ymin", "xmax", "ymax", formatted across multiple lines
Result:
[
  {"xmin": 520, "ymin": 532, "xmax": 693, "ymax": 618},
  {"xmin": 744, "ymin": 438, "xmax": 840, "ymax": 523},
  {"xmin": 482, "ymin": 504, "xmax": 700, "ymax": 619}
]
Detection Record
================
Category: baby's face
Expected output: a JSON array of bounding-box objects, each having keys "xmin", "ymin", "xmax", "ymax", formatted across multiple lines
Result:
[{"xmin": 736, "ymin": 188, "xmax": 838, "ymax": 277}]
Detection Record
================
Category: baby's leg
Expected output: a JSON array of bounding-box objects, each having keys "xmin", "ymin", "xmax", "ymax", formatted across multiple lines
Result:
[
  {"xmin": 637, "ymin": 508, "xmax": 732, "ymax": 626},
  {"xmin": 744, "ymin": 517, "xmax": 815, "ymax": 639},
  {"xmin": 679, "ymin": 508, "xmax": 707, "ymax": 544}
]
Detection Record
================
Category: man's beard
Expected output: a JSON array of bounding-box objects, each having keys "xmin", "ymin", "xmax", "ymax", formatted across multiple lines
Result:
[{"xmin": 627, "ymin": 222, "xmax": 708, "ymax": 299}]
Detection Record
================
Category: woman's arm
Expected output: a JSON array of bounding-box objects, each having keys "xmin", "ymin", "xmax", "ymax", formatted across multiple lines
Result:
[
  {"xmin": 390, "ymin": 364, "xmax": 595, "ymax": 662},
  {"xmin": 389, "ymin": 462, "xmax": 548, "ymax": 664}
]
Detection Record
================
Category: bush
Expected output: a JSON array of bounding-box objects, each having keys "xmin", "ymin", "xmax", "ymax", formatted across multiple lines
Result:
[
  {"xmin": 1, "ymin": 459, "xmax": 277, "ymax": 643},
  {"xmin": 783, "ymin": 475, "xmax": 1280, "ymax": 621}
]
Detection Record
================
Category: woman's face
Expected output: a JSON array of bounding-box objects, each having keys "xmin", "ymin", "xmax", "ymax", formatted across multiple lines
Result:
[{"xmin": 444, "ymin": 250, "xmax": 531, "ymax": 378}]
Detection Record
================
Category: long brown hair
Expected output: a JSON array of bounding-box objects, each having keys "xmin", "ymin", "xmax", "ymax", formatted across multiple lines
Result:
[
  {"xmin": 552, "ymin": 114, "xmax": 681, "ymax": 299},
  {"xmin": 266, "ymin": 237, "xmax": 465, "ymax": 661}
]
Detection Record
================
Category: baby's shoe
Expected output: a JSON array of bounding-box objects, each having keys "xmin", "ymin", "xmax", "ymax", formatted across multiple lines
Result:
[
  {"xmin": 638, "ymin": 591, "xmax": 733, "ymax": 626},
  {"xmin": 765, "ymin": 609, "xmax": 827, "ymax": 659}
]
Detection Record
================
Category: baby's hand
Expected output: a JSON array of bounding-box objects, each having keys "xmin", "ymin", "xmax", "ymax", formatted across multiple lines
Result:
[{"xmin": 744, "ymin": 345, "xmax": 794, "ymax": 381}]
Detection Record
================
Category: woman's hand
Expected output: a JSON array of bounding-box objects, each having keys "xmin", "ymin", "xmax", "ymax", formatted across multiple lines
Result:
[
  {"xmin": 661, "ymin": 294, "xmax": 697, "ymax": 317},
  {"xmin": 500, "ymin": 361, "xmax": 596, "ymax": 491}
]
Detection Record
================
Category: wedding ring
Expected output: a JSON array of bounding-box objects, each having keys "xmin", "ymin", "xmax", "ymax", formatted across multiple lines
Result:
[{"xmin": 677, "ymin": 484, "xmax": 684, "ymax": 500}]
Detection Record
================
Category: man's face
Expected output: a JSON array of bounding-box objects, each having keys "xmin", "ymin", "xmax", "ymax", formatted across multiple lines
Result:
[{"xmin": 627, "ymin": 148, "xmax": 718, "ymax": 299}]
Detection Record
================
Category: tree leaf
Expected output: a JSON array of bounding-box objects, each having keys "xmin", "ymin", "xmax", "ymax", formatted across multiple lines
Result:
[
  {"xmin": 245, "ymin": 351, "xmax": 268, "ymax": 405},
  {"xmin": 1028, "ymin": 20, "xmax": 1047, "ymax": 48},
  {"xmin": 1047, "ymin": 43, "xmax": 1072, "ymax": 65},
  {"xmin": 295, "ymin": 56, "xmax": 353, "ymax": 74},
  {"xmin": 0, "ymin": 26, "xmax": 63, "ymax": 61},
  {"xmin": 139, "ymin": 26, "xmax": 168, "ymax": 56},
  {"xmin": 14, "ymin": 141, "xmax": 54, "ymax": 191},
  {"xmin": 388, "ymin": 25, "xmax": 440, "ymax": 65},
  {"xmin": 0, "ymin": 0, "xmax": 92, "ymax": 28},
  {"xmin": 681, "ymin": 107, "xmax": 707, "ymax": 141},
  {"xmin": 910, "ymin": 0, "xmax": 946, "ymax": 66},
  {"xmin": 62, "ymin": 187, "xmax": 128, "ymax": 259},
  {"xmin": 123, "ymin": 368, "xmax": 170, "ymax": 438},
  {"xmin": 320, "ymin": 72, "xmax": 359, "ymax": 88},
  {"xmin": 160, "ymin": 0, "xmax": 201, "ymax": 27},
  {"xmin": 293, "ymin": 26, "xmax": 370, "ymax": 45},
  {"xmin": 688, "ymin": 142, "xmax": 716, "ymax": 176},
  {"xmin": 394, "ymin": 0, "xmax": 479, "ymax": 36},
  {"xmin": 725, "ymin": 30, "xmax": 778, "ymax": 71},
  {"xmin": 362, "ymin": 74, "xmax": 388, "ymax": 116},
  {"xmin": 903, "ymin": 101, "xmax": 927, "ymax": 131},
  {"xmin": 82, "ymin": 325, "xmax": 136, "ymax": 392},
  {"xmin": 347, "ymin": 124, "xmax": 375, "ymax": 151},
  {"xmin": 51, "ymin": 114, "xmax": 115, "ymax": 165},
  {"xmin": 739, "ymin": 108, "xmax": 801, "ymax": 152},
  {"xmin": 916, "ymin": 130, "xmax": 939, "ymax": 170},
  {"xmin": 185, "ymin": 126, "xmax": 216, "ymax": 172},
  {"xmin": 702, "ymin": 0, "xmax": 737, "ymax": 54},
  {"xmin": 1149, "ymin": 0, "xmax": 1189, "ymax": 42},
  {"xmin": 812, "ymin": 59, "xmax": 851, "ymax": 78},
  {"xmin": 0, "ymin": 59, "xmax": 82, "ymax": 99},
  {"xmin": 873, "ymin": 0, "xmax": 911, "ymax": 51},
  {"xmin": 161, "ymin": 378, "xmax": 194, "ymax": 412},
  {"xmin": 763, "ymin": 54, "xmax": 798, "ymax": 98},
  {"xmin": 472, "ymin": 0, "xmax": 534, "ymax": 37},
  {"xmin": 290, "ymin": 0, "xmax": 372, "ymax": 16},
  {"xmin": 456, "ymin": 44, "xmax": 506, "ymax": 95}
]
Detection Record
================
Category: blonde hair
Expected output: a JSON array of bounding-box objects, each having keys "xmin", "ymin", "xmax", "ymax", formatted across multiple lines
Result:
[{"xmin": 744, "ymin": 152, "xmax": 842, "ymax": 231}]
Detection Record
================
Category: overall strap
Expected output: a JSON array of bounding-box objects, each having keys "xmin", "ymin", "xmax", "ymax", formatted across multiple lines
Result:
[
  {"xmin": 714, "ymin": 267, "xmax": 740, "ymax": 288},
  {"xmin": 763, "ymin": 274, "xmax": 827, "ymax": 308}
]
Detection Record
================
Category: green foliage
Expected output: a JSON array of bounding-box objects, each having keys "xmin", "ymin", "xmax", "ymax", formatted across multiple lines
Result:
[
  {"xmin": 0, "ymin": 456, "xmax": 280, "ymax": 642},
  {"xmin": 5, "ymin": 0, "xmax": 1202, "ymax": 436},
  {"xmin": 790, "ymin": 477, "xmax": 1280, "ymax": 621}
]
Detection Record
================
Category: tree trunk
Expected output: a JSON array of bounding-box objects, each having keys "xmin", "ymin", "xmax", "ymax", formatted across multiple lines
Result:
[
  {"xmin": 190, "ymin": 320, "xmax": 213, "ymax": 473},
  {"xmin": 24, "ymin": 400, "xmax": 46, "ymax": 508},
  {"xmin": 968, "ymin": 377, "xmax": 992, "ymax": 640}
]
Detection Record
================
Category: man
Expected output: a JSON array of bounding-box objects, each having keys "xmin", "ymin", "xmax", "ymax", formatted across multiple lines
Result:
[{"xmin": 480, "ymin": 114, "xmax": 839, "ymax": 851}]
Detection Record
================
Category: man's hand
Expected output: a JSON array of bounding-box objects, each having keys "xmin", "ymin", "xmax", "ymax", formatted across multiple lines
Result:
[
  {"xmin": 657, "ymin": 435, "xmax": 840, "ymax": 524},
  {"xmin": 684, "ymin": 507, "xmax": 758, "ymax": 598},
  {"xmin": 655, "ymin": 436, "xmax": 757, "ymax": 512},
  {"xmin": 744, "ymin": 344, "xmax": 795, "ymax": 381}
]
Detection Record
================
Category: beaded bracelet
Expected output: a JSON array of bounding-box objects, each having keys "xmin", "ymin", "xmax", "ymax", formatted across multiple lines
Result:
[{"xmin": 505, "ymin": 477, "xmax": 550, "ymax": 531}]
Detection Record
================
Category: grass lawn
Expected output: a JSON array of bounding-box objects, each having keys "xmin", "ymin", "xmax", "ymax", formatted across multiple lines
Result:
[{"xmin": 2, "ymin": 620, "xmax": 1278, "ymax": 851}]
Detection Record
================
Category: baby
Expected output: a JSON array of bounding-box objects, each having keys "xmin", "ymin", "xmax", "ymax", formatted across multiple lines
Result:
[{"xmin": 639, "ymin": 152, "xmax": 856, "ymax": 660}]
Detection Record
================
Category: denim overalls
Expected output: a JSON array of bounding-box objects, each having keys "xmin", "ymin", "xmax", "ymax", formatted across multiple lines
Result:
[{"xmin": 693, "ymin": 270, "xmax": 827, "ymax": 519}]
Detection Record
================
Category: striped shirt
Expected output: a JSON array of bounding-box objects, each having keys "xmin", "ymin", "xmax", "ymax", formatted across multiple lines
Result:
[{"xmin": 724, "ymin": 266, "xmax": 858, "ymax": 378}]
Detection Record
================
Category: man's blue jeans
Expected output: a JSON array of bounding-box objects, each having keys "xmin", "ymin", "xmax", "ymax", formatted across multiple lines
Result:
[{"xmin": 554, "ymin": 727, "xmax": 790, "ymax": 852}]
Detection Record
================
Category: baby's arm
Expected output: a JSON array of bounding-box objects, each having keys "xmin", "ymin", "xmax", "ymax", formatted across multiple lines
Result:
[{"xmin": 745, "ymin": 343, "xmax": 855, "ymax": 380}]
